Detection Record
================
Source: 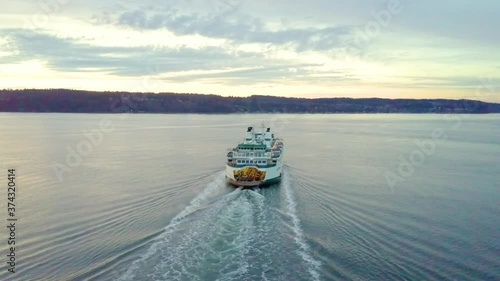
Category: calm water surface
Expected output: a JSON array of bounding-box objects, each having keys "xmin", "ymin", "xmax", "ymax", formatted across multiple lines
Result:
[{"xmin": 0, "ymin": 113, "xmax": 498, "ymax": 281}]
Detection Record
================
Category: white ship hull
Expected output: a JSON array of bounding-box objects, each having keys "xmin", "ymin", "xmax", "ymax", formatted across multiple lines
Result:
[{"xmin": 225, "ymin": 156, "xmax": 284, "ymax": 187}]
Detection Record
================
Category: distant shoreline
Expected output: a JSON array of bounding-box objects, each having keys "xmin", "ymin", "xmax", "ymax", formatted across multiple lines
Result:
[
  {"xmin": 14, "ymin": 111, "xmax": 500, "ymax": 115},
  {"xmin": 1, "ymin": 89, "xmax": 499, "ymax": 114}
]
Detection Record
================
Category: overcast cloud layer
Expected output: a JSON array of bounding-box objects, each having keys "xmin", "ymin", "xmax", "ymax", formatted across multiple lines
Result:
[{"xmin": 0, "ymin": 0, "xmax": 499, "ymax": 101}]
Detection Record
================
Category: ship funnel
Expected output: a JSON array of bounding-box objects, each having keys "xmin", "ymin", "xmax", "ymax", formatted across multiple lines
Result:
[
  {"xmin": 245, "ymin": 126, "xmax": 254, "ymax": 143},
  {"xmin": 264, "ymin": 127, "xmax": 272, "ymax": 147}
]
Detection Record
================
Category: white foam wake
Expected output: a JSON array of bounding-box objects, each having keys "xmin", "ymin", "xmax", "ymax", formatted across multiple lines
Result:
[
  {"xmin": 282, "ymin": 169, "xmax": 322, "ymax": 281},
  {"xmin": 117, "ymin": 171, "xmax": 227, "ymax": 281}
]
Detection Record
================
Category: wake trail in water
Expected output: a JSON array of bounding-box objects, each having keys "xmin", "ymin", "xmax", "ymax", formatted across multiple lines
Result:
[
  {"xmin": 119, "ymin": 170, "xmax": 320, "ymax": 281},
  {"xmin": 118, "ymin": 172, "xmax": 228, "ymax": 281},
  {"xmin": 282, "ymin": 168, "xmax": 322, "ymax": 281}
]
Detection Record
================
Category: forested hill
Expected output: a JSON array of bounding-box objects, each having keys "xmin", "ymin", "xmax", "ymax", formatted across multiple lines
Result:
[{"xmin": 1, "ymin": 89, "xmax": 499, "ymax": 113}]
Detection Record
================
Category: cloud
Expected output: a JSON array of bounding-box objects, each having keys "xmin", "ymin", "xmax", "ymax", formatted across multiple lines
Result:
[
  {"xmin": 113, "ymin": 8, "xmax": 356, "ymax": 52},
  {"xmin": 0, "ymin": 29, "xmax": 251, "ymax": 76},
  {"xmin": 402, "ymin": 76, "xmax": 500, "ymax": 89},
  {"xmin": 161, "ymin": 63, "xmax": 349, "ymax": 85},
  {"xmin": 1, "ymin": 28, "xmax": 353, "ymax": 85},
  {"xmin": 1, "ymin": 0, "xmax": 500, "ymax": 101}
]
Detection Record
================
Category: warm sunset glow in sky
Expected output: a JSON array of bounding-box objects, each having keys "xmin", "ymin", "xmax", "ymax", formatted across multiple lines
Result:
[{"xmin": 0, "ymin": 0, "xmax": 499, "ymax": 101}]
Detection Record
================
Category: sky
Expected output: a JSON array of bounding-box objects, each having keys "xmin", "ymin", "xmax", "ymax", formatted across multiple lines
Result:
[{"xmin": 0, "ymin": 0, "xmax": 499, "ymax": 102}]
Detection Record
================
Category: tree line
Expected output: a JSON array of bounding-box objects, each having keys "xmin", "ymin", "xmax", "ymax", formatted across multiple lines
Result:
[{"xmin": 1, "ymin": 89, "xmax": 499, "ymax": 113}]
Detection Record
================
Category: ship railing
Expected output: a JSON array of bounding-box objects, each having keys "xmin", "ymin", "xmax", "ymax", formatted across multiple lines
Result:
[
  {"xmin": 231, "ymin": 152, "xmax": 272, "ymax": 158},
  {"xmin": 227, "ymin": 163, "xmax": 277, "ymax": 168}
]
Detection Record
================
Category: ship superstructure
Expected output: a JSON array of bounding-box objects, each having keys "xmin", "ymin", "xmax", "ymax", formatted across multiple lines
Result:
[{"xmin": 225, "ymin": 126, "xmax": 284, "ymax": 187}]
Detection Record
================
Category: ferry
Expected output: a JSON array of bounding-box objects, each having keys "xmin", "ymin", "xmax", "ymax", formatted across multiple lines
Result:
[{"xmin": 226, "ymin": 126, "xmax": 284, "ymax": 187}]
